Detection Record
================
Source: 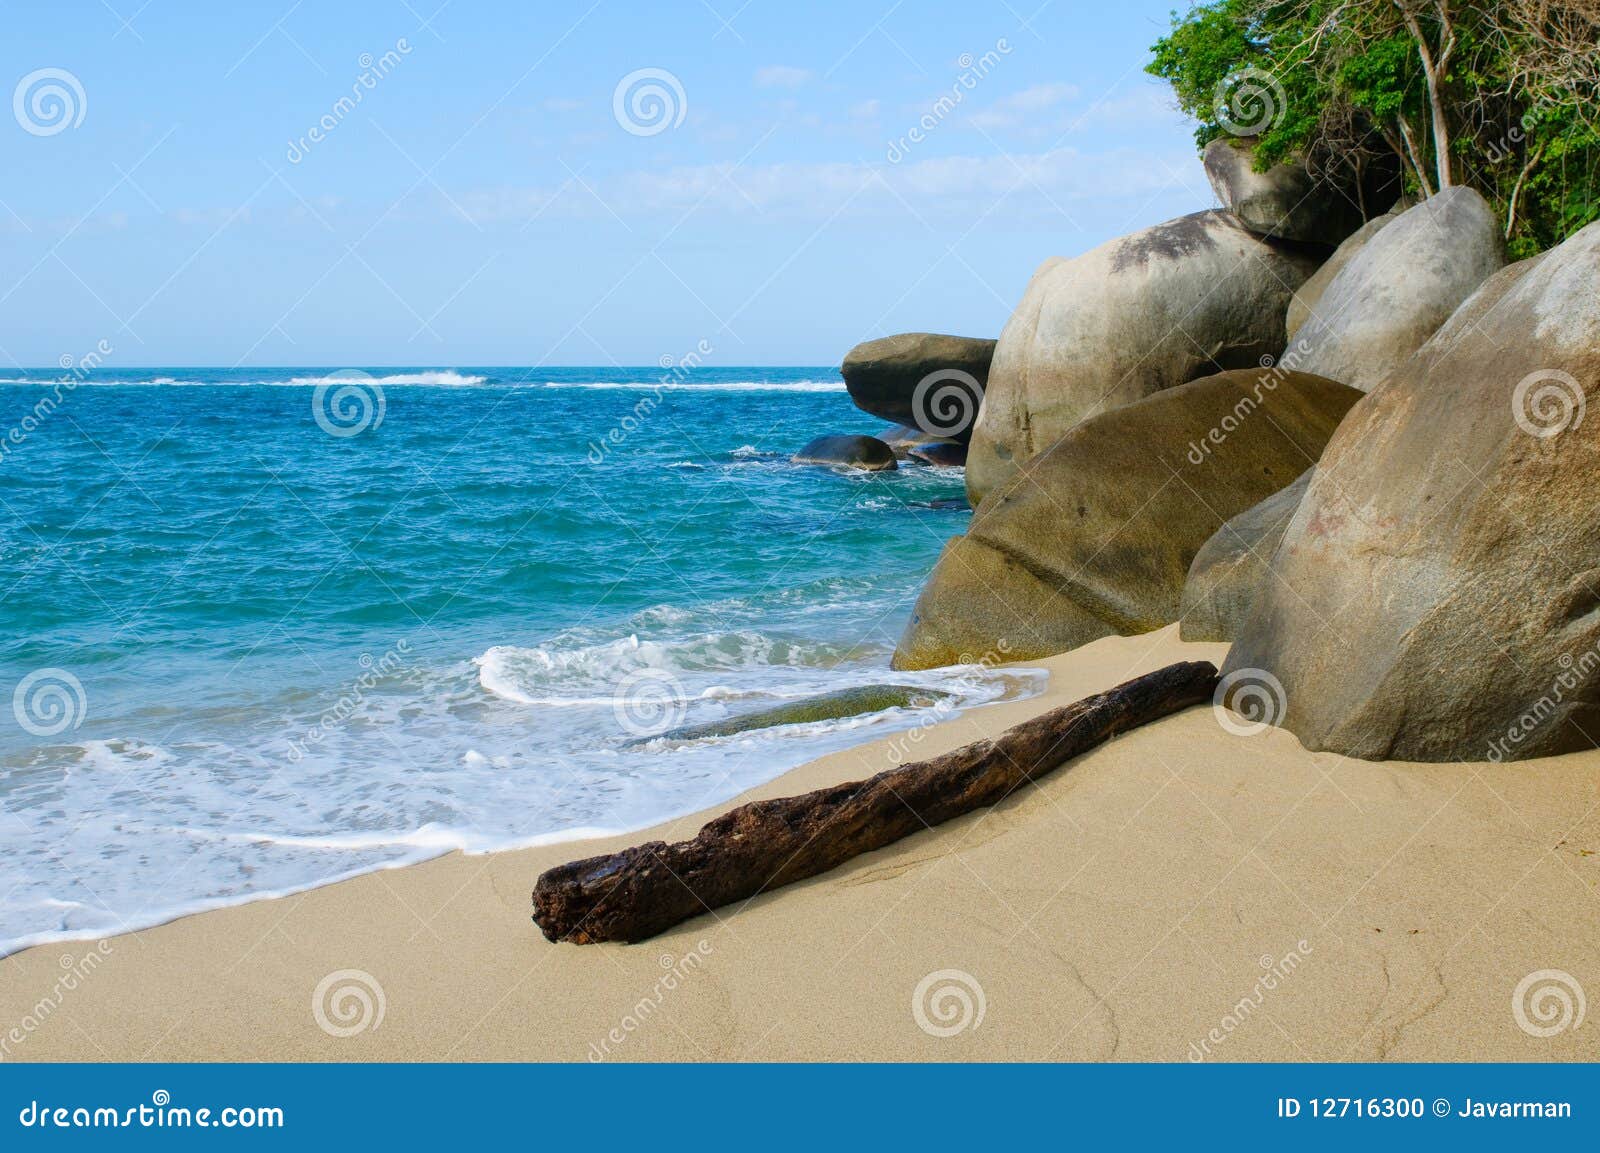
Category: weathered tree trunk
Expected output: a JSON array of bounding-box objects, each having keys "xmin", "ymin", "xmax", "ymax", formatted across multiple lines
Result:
[{"xmin": 532, "ymin": 660, "xmax": 1220, "ymax": 945}]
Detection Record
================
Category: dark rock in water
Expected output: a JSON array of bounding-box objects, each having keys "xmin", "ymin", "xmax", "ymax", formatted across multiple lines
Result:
[
  {"xmin": 1224, "ymin": 219, "xmax": 1600, "ymax": 762},
  {"xmin": 1203, "ymin": 136, "xmax": 1400, "ymax": 247},
  {"xmin": 895, "ymin": 369, "xmax": 1361, "ymax": 670},
  {"xmin": 907, "ymin": 440, "xmax": 967, "ymax": 467},
  {"xmin": 642, "ymin": 684, "xmax": 953, "ymax": 744},
  {"xmin": 841, "ymin": 333, "xmax": 995, "ymax": 443},
  {"xmin": 1180, "ymin": 470, "xmax": 1310, "ymax": 642},
  {"xmin": 792, "ymin": 434, "xmax": 897, "ymax": 472},
  {"xmin": 909, "ymin": 497, "xmax": 971, "ymax": 511}
]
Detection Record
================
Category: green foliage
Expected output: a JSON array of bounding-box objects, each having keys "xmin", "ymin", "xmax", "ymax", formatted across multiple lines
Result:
[{"xmin": 1146, "ymin": 1, "xmax": 1600, "ymax": 255}]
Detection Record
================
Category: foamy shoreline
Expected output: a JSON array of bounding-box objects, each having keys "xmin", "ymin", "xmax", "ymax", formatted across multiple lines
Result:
[{"xmin": 3, "ymin": 625, "xmax": 1595, "ymax": 1061}]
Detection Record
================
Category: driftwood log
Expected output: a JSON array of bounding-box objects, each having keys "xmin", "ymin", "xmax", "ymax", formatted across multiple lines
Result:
[{"xmin": 533, "ymin": 660, "xmax": 1220, "ymax": 944}]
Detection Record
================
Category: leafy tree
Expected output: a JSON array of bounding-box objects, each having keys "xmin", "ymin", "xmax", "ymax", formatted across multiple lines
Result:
[{"xmin": 1147, "ymin": 0, "xmax": 1600, "ymax": 256}]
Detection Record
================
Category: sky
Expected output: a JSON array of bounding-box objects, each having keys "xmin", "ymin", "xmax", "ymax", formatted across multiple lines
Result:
[{"xmin": 0, "ymin": 0, "xmax": 1213, "ymax": 367}]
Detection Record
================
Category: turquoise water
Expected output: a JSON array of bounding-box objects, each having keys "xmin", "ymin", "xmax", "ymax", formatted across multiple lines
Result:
[{"xmin": 0, "ymin": 367, "xmax": 1040, "ymax": 954}]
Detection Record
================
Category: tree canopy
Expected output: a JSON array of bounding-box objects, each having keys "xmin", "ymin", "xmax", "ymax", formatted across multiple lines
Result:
[{"xmin": 1147, "ymin": 0, "xmax": 1600, "ymax": 257}]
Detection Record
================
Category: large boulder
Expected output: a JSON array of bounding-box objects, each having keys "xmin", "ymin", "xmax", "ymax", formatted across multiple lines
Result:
[
  {"xmin": 792, "ymin": 434, "xmax": 897, "ymax": 472},
  {"xmin": 840, "ymin": 334, "xmax": 995, "ymax": 442},
  {"xmin": 1204, "ymin": 137, "xmax": 1398, "ymax": 247},
  {"xmin": 1291, "ymin": 188, "xmax": 1506, "ymax": 391},
  {"xmin": 1285, "ymin": 209, "xmax": 1401, "ymax": 340},
  {"xmin": 967, "ymin": 211, "xmax": 1322, "ymax": 504},
  {"xmin": 1222, "ymin": 221, "xmax": 1600, "ymax": 762},
  {"xmin": 1179, "ymin": 470, "xmax": 1310, "ymax": 642},
  {"xmin": 893, "ymin": 370, "xmax": 1361, "ymax": 670}
]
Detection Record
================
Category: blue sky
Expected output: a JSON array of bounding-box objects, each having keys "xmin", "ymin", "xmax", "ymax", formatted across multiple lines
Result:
[{"xmin": 1, "ymin": 0, "xmax": 1212, "ymax": 367}]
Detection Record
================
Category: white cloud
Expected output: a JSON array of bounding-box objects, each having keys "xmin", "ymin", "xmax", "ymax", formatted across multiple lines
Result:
[
  {"xmin": 967, "ymin": 82, "xmax": 1081, "ymax": 130},
  {"xmin": 459, "ymin": 145, "xmax": 1198, "ymax": 225},
  {"xmin": 849, "ymin": 99, "xmax": 881, "ymax": 120},
  {"xmin": 543, "ymin": 97, "xmax": 582, "ymax": 112},
  {"xmin": 755, "ymin": 65, "xmax": 813, "ymax": 89}
]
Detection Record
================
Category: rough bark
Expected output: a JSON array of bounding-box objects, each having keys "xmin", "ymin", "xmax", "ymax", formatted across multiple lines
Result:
[{"xmin": 532, "ymin": 660, "xmax": 1221, "ymax": 944}]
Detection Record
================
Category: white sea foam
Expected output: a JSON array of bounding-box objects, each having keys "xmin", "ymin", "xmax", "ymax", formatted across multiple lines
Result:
[
  {"xmin": 535, "ymin": 380, "xmax": 844, "ymax": 392},
  {"xmin": 287, "ymin": 370, "xmax": 488, "ymax": 386}
]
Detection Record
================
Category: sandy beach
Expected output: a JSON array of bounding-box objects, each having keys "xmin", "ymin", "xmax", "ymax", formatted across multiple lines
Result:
[{"xmin": 0, "ymin": 626, "xmax": 1594, "ymax": 1062}]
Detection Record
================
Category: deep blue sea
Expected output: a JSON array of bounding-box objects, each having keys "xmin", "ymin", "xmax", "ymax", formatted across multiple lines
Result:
[{"xmin": 0, "ymin": 366, "xmax": 1040, "ymax": 955}]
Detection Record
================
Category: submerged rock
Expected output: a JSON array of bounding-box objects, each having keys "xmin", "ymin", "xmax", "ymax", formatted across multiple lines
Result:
[
  {"xmin": 792, "ymin": 434, "xmax": 897, "ymax": 472},
  {"xmin": 1223, "ymin": 221, "xmax": 1600, "ymax": 762},
  {"xmin": 841, "ymin": 334, "xmax": 995, "ymax": 442},
  {"xmin": 643, "ymin": 684, "xmax": 954, "ymax": 743},
  {"xmin": 968, "ymin": 210, "xmax": 1322, "ymax": 503},
  {"xmin": 907, "ymin": 440, "xmax": 967, "ymax": 467},
  {"xmin": 896, "ymin": 369, "xmax": 1360, "ymax": 669}
]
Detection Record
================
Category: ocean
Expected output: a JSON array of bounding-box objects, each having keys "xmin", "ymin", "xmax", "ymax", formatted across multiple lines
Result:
[{"xmin": 0, "ymin": 366, "xmax": 1041, "ymax": 956}]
